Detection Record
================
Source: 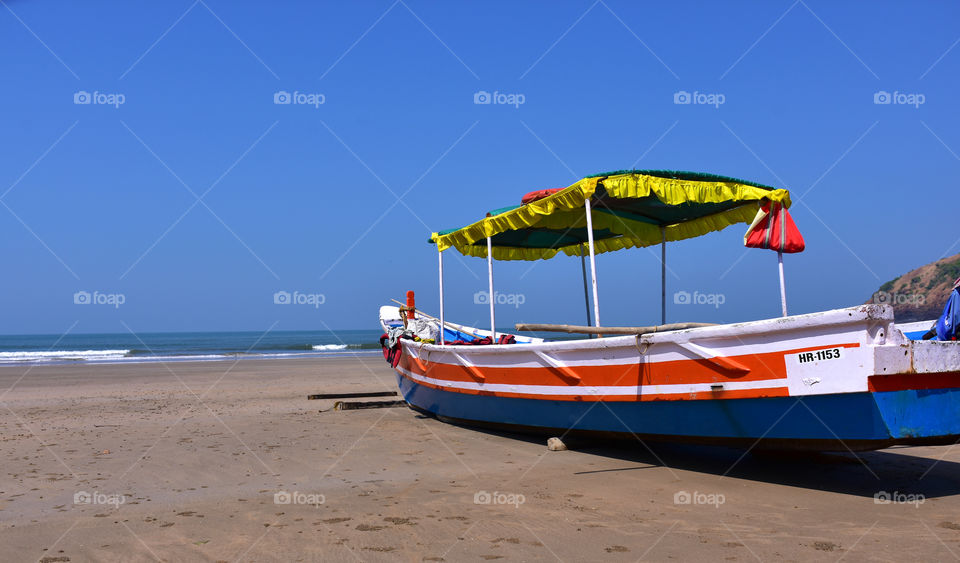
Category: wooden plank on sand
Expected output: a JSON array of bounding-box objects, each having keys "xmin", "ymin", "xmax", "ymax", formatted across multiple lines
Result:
[
  {"xmin": 333, "ymin": 400, "xmax": 407, "ymax": 411},
  {"xmin": 308, "ymin": 391, "xmax": 398, "ymax": 400}
]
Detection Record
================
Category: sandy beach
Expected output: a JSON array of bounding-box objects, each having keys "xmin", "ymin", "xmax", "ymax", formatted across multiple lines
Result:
[{"xmin": 2, "ymin": 356, "xmax": 960, "ymax": 562}]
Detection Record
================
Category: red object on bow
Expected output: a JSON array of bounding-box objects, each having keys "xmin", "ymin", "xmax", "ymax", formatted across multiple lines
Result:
[
  {"xmin": 406, "ymin": 290, "xmax": 416, "ymax": 320},
  {"xmin": 744, "ymin": 201, "xmax": 805, "ymax": 253}
]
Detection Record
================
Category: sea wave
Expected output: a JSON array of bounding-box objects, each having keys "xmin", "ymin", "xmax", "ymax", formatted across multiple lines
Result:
[
  {"xmin": 0, "ymin": 345, "xmax": 380, "ymax": 366},
  {"xmin": 0, "ymin": 349, "xmax": 132, "ymax": 364},
  {"xmin": 311, "ymin": 344, "xmax": 350, "ymax": 351}
]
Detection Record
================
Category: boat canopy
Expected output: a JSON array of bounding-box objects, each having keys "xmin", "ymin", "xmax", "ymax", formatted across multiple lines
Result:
[{"xmin": 430, "ymin": 170, "xmax": 792, "ymax": 261}]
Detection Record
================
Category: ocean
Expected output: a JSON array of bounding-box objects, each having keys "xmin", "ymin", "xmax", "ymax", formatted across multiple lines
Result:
[{"xmin": 0, "ymin": 330, "xmax": 384, "ymax": 366}]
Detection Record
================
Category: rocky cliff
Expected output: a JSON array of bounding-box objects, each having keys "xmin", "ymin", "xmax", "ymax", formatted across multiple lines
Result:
[{"xmin": 869, "ymin": 253, "xmax": 960, "ymax": 323}]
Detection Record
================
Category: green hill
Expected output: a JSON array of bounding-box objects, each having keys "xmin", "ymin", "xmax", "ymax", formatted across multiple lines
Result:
[{"xmin": 869, "ymin": 253, "xmax": 960, "ymax": 322}]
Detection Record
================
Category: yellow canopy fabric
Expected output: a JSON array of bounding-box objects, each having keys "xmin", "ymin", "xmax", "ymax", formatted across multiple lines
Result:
[{"xmin": 431, "ymin": 171, "xmax": 792, "ymax": 261}]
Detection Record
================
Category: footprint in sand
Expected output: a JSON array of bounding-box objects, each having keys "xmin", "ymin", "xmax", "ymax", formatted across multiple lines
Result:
[
  {"xmin": 383, "ymin": 517, "xmax": 416, "ymax": 526},
  {"xmin": 605, "ymin": 546, "xmax": 629, "ymax": 553},
  {"xmin": 320, "ymin": 517, "xmax": 351, "ymax": 524}
]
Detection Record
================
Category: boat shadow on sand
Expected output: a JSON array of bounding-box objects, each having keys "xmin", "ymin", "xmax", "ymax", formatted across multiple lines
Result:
[{"xmin": 455, "ymin": 423, "xmax": 960, "ymax": 500}]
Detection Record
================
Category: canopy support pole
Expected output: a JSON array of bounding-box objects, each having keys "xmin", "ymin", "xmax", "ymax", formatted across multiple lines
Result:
[
  {"xmin": 580, "ymin": 245, "xmax": 592, "ymax": 333},
  {"xmin": 438, "ymin": 249, "xmax": 445, "ymax": 345},
  {"xmin": 487, "ymin": 236, "xmax": 497, "ymax": 341},
  {"xmin": 778, "ymin": 251, "xmax": 788, "ymax": 317},
  {"xmin": 661, "ymin": 226, "xmax": 667, "ymax": 326},
  {"xmin": 584, "ymin": 198, "xmax": 601, "ymax": 327}
]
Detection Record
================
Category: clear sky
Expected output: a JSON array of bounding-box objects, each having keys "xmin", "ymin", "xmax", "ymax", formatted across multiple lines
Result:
[{"xmin": 2, "ymin": 0, "xmax": 959, "ymax": 335}]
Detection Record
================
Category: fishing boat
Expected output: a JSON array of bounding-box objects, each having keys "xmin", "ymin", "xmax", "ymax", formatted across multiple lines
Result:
[{"xmin": 378, "ymin": 170, "xmax": 960, "ymax": 451}]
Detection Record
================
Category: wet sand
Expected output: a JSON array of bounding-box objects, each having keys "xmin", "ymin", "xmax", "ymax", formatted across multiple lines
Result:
[{"xmin": 2, "ymin": 356, "xmax": 960, "ymax": 561}]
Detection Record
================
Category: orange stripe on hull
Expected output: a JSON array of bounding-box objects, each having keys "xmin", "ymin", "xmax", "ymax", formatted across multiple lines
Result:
[{"xmin": 403, "ymin": 342, "xmax": 860, "ymax": 388}]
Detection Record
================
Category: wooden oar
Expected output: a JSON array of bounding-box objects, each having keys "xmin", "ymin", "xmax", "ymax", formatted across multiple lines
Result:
[{"xmin": 515, "ymin": 322, "xmax": 715, "ymax": 336}]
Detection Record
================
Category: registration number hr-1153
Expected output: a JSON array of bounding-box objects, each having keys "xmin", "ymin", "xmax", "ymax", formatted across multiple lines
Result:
[{"xmin": 795, "ymin": 348, "xmax": 844, "ymax": 365}]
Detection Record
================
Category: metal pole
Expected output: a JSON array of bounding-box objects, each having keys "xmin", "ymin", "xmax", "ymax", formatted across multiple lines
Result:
[
  {"xmin": 584, "ymin": 198, "xmax": 601, "ymax": 327},
  {"xmin": 580, "ymin": 245, "xmax": 592, "ymax": 327},
  {"xmin": 661, "ymin": 226, "xmax": 667, "ymax": 326},
  {"xmin": 778, "ymin": 251, "xmax": 788, "ymax": 317},
  {"xmin": 777, "ymin": 204, "xmax": 789, "ymax": 317},
  {"xmin": 487, "ymin": 236, "xmax": 497, "ymax": 341},
  {"xmin": 438, "ymin": 249, "xmax": 445, "ymax": 345}
]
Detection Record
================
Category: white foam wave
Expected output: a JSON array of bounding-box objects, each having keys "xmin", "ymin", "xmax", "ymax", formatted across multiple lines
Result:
[
  {"xmin": 311, "ymin": 344, "xmax": 349, "ymax": 351},
  {"xmin": 0, "ymin": 349, "xmax": 131, "ymax": 364}
]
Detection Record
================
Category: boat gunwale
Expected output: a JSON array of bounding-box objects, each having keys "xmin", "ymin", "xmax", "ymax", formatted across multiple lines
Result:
[{"xmin": 402, "ymin": 304, "xmax": 903, "ymax": 357}]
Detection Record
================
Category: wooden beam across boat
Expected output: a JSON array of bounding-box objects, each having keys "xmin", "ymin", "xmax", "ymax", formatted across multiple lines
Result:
[{"xmin": 514, "ymin": 322, "xmax": 716, "ymax": 336}]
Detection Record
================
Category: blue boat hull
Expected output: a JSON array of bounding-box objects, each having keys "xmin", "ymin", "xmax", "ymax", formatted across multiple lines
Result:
[{"xmin": 397, "ymin": 374, "xmax": 960, "ymax": 451}]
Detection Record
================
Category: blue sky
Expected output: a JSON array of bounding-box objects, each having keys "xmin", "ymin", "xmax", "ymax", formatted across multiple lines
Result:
[{"xmin": 2, "ymin": 0, "xmax": 959, "ymax": 334}]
